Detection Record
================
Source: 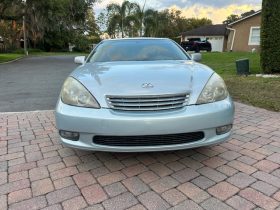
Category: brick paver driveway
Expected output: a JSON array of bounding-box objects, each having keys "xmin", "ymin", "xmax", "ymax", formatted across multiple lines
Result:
[{"xmin": 0, "ymin": 103, "xmax": 280, "ymax": 210}]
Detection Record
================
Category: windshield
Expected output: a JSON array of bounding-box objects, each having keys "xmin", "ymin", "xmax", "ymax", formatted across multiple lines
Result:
[{"xmin": 87, "ymin": 39, "xmax": 190, "ymax": 62}]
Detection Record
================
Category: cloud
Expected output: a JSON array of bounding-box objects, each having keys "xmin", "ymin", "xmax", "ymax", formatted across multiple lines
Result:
[
  {"xmin": 169, "ymin": 3, "xmax": 262, "ymax": 24},
  {"xmin": 94, "ymin": 0, "xmax": 262, "ymax": 23}
]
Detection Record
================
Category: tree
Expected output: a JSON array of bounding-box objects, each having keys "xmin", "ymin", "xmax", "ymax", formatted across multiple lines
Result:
[
  {"xmin": 241, "ymin": 10, "xmax": 255, "ymax": 18},
  {"xmin": 0, "ymin": 0, "xmax": 98, "ymax": 51},
  {"xmin": 261, "ymin": 0, "xmax": 280, "ymax": 73},
  {"xmin": 106, "ymin": 1, "xmax": 139, "ymax": 38},
  {"xmin": 223, "ymin": 14, "xmax": 239, "ymax": 25}
]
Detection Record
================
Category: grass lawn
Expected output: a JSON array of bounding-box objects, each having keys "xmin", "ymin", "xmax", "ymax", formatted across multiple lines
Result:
[
  {"xmin": 201, "ymin": 52, "xmax": 280, "ymax": 112},
  {"xmin": 30, "ymin": 51, "xmax": 88, "ymax": 56},
  {"xmin": 0, "ymin": 53, "xmax": 24, "ymax": 63}
]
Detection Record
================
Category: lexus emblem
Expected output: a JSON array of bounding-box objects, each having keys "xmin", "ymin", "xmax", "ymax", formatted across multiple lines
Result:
[{"xmin": 142, "ymin": 83, "xmax": 154, "ymax": 88}]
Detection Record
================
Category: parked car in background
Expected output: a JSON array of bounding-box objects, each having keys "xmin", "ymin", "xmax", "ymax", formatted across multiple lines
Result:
[
  {"xmin": 181, "ymin": 38, "xmax": 212, "ymax": 52},
  {"xmin": 55, "ymin": 38, "xmax": 234, "ymax": 152}
]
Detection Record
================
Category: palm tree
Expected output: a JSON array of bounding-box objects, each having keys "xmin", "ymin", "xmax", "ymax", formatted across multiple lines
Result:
[
  {"xmin": 143, "ymin": 9, "xmax": 159, "ymax": 37},
  {"xmin": 107, "ymin": 0, "xmax": 140, "ymax": 38}
]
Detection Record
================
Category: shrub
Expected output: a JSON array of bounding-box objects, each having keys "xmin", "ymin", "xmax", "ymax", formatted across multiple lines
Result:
[{"xmin": 261, "ymin": 0, "xmax": 280, "ymax": 73}]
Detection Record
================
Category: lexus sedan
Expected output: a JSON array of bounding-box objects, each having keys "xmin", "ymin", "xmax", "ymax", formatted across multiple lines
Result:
[{"xmin": 55, "ymin": 38, "xmax": 234, "ymax": 152}]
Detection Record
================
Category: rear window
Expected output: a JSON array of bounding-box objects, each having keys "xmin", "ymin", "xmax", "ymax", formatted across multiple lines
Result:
[{"xmin": 88, "ymin": 39, "xmax": 190, "ymax": 62}]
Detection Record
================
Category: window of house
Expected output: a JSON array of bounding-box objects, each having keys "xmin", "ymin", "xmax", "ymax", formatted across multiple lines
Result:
[{"xmin": 249, "ymin": 27, "xmax": 260, "ymax": 45}]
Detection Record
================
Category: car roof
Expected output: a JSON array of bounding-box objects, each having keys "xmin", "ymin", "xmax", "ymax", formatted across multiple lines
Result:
[{"xmin": 102, "ymin": 37, "xmax": 170, "ymax": 42}]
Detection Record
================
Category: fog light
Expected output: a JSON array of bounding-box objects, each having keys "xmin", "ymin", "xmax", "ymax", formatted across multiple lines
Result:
[
  {"xmin": 216, "ymin": 125, "xmax": 232, "ymax": 135},
  {"xmin": 59, "ymin": 130, "xmax": 79, "ymax": 141}
]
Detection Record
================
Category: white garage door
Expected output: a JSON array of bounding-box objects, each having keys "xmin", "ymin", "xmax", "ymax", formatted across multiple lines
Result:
[{"xmin": 208, "ymin": 36, "xmax": 224, "ymax": 52}]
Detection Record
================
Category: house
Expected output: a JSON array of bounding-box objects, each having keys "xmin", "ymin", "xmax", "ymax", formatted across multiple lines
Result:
[
  {"xmin": 227, "ymin": 10, "xmax": 261, "ymax": 52},
  {"xmin": 181, "ymin": 24, "xmax": 228, "ymax": 52}
]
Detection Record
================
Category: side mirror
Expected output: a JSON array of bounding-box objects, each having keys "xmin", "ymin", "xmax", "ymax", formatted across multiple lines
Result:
[
  {"xmin": 74, "ymin": 56, "xmax": 86, "ymax": 65},
  {"xmin": 191, "ymin": 53, "xmax": 202, "ymax": 62}
]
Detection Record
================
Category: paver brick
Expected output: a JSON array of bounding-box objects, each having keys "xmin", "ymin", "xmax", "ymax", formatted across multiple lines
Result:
[
  {"xmin": 102, "ymin": 192, "xmax": 138, "ymax": 210},
  {"xmin": 122, "ymin": 176, "xmax": 149, "ymax": 195},
  {"xmin": 191, "ymin": 176, "xmax": 215, "ymax": 190},
  {"xmin": 46, "ymin": 185, "xmax": 80, "ymax": 205},
  {"xmin": 29, "ymin": 166, "xmax": 49, "ymax": 181},
  {"xmin": 50, "ymin": 166, "xmax": 78, "ymax": 180},
  {"xmin": 41, "ymin": 204, "xmax": 63, "ymax": 210},
  {"xmin": 251, "ymin": 181, "xmax": 278, "ymax": 196},
  {"xmin": 150, "ymin": 176, "xmax": 179, "ymax": 193},
  {"xmin": 267, "ymin": 153, "xmax": 280, "ymax": 164},
  {"xmin": 97, "ymin": 171, "xmax": 126, "ymax": 186},
  {"xmin": 179, "ymin": 157, "xmax": 204, "ymax": 170},
  {"xmin": 178, "ymin": 182, "xmax": 210, "ymax": 203},
  {"xmin": 197, "ymin": 167, "xmax": 227, "ymax": 182},
  {"xmin": 253, "ymin": 171, "xmax": 280, "ymax": 188},
  {"xmin": 53, "ymin": 177, "xmax": 75, "ymax": 190},
  {"xmin": 0, "ymin": 195, "xmax": 7, "ymax": 210},
  {"xmin": 9, "ymin": 171, "xmax": 28, "ymax": 182},
  {"xmin": 161, "ymin": 189, "xmax": 186, "ymax": 206},
  {"xmin": 201, "ymin": 197, "xmax": 234, "ymax": 210},
  {"xmin": 104, "ymin": 182, "xmax": 127, "ymax": 197},
  {"xmin": 240, "ymin": 188, "xmax": 279, "ymax": 210},
  {"xmin": 253, "ymin": 159, "xmax": 279, "ymax": 173},
  {"xmin": 216, "ymin": 165, "xmax": 238, "ymax": 176},
  {"xmin": 227, "ymin": 160, "xmax": 257, "ymax": 174},
  {"xmin": 91, "ymin": 166, "xmax": 110, "ymax": 178},
  {"xmin": 171, "ymin": 168, "xmax": 199, "ymax": 183},
  {"xmin": 127, "ymin": 204, "xmax": 146, "ymax": 210},
  {"xmin": 208, "ymin": 182, "xmax": 239, "ymax": 201},
  {"xmin": 73, "ymin": 172, "xmax": 96, "ymax": 188},
  {"xmin": 138, "ymin": 191, "xmax": 170, "ymax": 210},
  {"xmin": 0, "ymin": 179, "xmax": 30, "ymax": 194},
  {"xmin": 63, "ymin": 156, "xmax": 81, "ymax": 167},
  {"xmin": 274, "ymin": 191, "xmax": 280, "ymax": 201},
  {"xmin": 202, "ymin": 156, "xmax": 227, "ymax": 168},
  {"xmin": 81, "ymin": 184, "xmax": 107, "ymax": 205},
  {"xmin": 226, "ymin": 195, "xmax": 255, "ymax": 210},
  {"xmin": 138, "ymin": 171, "xmax": 159, "ymax": 184},
  {"xmin": 227, "ymin": 172, "xmax": 256, "ymax": 188},
  {"xmin": 149, "ymin": 163, "xmax": 173, "ymax": 177},
  {"xmin": 32, "ymin": 178, "xmax": 54, "ymax": 196},
  {"xmin": 8, "ymin": 188, "xmax": 32, "ymax": 204},
  {"xmin": 62, "ymin": 196, "xmax": 87, "ymax": 210},
  {"xmin": 122, "ymin": 164, "xmax": 148, "ymax": 177},
  {"xmin": 9, "ymin": 196, "xmax": 47, "ymax": 210},
  {"xmin": 104, "ymin": 159, "xmax": 124, "ymax": 172},
  {"xmin": 219, "ymin": 151, "xmax": 241, "ymax": 161}
]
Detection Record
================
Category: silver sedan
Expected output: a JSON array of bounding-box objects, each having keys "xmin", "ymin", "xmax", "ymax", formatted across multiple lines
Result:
[{"xmin": 55, "ymin": 38, "xmax": 234, "ymax": 152}]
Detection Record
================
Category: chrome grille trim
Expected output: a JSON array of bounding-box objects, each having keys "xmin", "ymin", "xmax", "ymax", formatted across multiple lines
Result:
[{"xmin": 106, "ymin": 93, "xmax": 190, "ymax": 111}]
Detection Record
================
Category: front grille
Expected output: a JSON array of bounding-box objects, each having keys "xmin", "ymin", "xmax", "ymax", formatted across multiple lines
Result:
[
  {"xmin": 106, "ymin": 93, "xmax": 190, "ymax": 111},
  {"xmin": 93, "ymin": 132, "xmax": 204, "ymax": 147}
]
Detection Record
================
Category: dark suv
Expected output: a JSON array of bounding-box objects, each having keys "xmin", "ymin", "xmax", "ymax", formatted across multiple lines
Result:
[{"xmin": 180, "ymin": 38, "xmax": 212, "ymax": 52}]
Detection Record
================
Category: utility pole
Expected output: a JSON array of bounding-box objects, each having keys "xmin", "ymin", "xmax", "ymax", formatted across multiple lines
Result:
[
  {"xmin": 22, "ymin": 0, "xmax": 28, "ymax": 56},
  {"xmin": 140, "ymin": 0, "xmax": 147, "ymax": 37}
]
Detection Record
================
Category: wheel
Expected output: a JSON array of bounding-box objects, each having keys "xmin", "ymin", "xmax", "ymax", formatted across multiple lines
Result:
[{"xmin": 194, "ymin": 46, "xmax": 200, "ymax": 53}]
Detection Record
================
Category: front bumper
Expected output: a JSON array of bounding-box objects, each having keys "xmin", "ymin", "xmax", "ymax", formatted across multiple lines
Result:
[{"xmin": 55, "ymin": 97, "xmax": 235, "ymax": 152}]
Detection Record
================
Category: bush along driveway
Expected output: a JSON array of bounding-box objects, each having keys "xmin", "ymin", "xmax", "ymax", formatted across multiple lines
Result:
[{"xmin": 0, "ymin": 102, "xmax": 280, "ymax": 210}]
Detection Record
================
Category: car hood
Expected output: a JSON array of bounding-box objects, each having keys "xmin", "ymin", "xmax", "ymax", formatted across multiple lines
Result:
[{"xmin": 71, "ymin": 60, "xmax": 214, "ymax": 108}]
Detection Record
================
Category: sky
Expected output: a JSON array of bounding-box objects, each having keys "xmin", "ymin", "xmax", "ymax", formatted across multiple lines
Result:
[{"xmin": 94, "ymin": 0, "xmax": 262, "ymax": 24}]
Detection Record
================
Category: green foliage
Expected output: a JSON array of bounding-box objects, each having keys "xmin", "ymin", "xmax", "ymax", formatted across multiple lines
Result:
[
  {"xmin": 0, "ymin": 0, "xmax": 99, "ymax": 51},
  {"xmin": 99, "ymin": 2, "xmax": 212, "ymax": 39},
  {"xmin": 261, "ymin": 0, "xmax": 280, "ymax": 73},
  {"xmin": 223, "ymin": 10, "xmax": 255, "ymax": 25}
]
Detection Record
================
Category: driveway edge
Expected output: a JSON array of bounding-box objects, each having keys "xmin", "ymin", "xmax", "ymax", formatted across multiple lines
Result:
[{"xmin": 0, "ymin": 55, "xmax": 25, "ymax": 65}]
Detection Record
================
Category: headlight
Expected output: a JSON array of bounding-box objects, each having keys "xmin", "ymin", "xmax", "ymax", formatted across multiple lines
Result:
[
  {"xmin": 196, "ymin": 73, "xmax": 228, "ymax": 105},
  {"xmin": 61, "ymin": 77, "xmax": 100, "ymax": 108}
]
